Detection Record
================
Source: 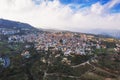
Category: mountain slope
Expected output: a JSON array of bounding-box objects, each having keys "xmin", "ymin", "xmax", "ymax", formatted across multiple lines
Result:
[
  {"xmin": 87, "ymin": 29, "xmax": 120, "ymax": 39},
  {"xmin": 0, "ymin": 19, "xmax": 35, "ymax": 30}
]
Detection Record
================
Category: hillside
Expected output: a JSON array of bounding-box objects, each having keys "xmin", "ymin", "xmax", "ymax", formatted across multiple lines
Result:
[
  {"xmin": 88, "ymin": 29, "xmax": 120, "ymax": 39},
  {"xmin": 0, "ymin": 19, "xmax": 36, "ymax": 30},
  {"xmin": 0, "ymin": 19, "xmax": 119, "ymax": 80}
]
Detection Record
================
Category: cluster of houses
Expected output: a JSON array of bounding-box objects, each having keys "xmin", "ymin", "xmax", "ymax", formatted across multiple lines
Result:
[
  {"xmin": 1, "ymin": 28, "xmax": 119, "ymax": 56},
  {"xmin": 7, "ymin": 31, "xmax": 110, "ymax": 56},
  {"xmin": 114, "ymin": 44, "xmax": 120, "ymax": 53},
  {"xmin": 33, "ymin": 32, "xmax": 105, "ymax": 55},
  {"xmin": 0, "ymin": 28, "xmax": 20, "ymax": 35},
  {"xmin": 8, "ymin": 34, "xmax": 38, "ymax": 43}
]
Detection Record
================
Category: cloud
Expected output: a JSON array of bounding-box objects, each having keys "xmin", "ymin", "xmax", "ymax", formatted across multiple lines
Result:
[
  {"xmin": 106, "ymin": 0, "xmax": 120, "ymax": 8},
  {"xmin": 0, "ymin": 0, "xmax": 120, "ymax": 32}
]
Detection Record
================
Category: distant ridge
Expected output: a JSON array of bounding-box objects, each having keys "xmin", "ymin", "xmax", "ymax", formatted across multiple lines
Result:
[
  {"xmin": 0, "ymin": 19, "xmax": 35, "ymax": 29},
  {"xmin": 87, "ymin": 29, "xmax": 120, "ymax": 39},
  {"xmin": 0, "ymin": 19, "xmax": 119, "ymax": 39}
]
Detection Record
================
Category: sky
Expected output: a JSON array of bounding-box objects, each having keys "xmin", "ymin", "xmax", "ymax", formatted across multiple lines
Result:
[{"xmin": 0, "ymin": 0, "xmax": 120, "ymax": 32}]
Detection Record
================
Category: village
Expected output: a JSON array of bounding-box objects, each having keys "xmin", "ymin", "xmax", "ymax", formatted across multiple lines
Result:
[
  {"xmin": 0, "ymin": 28, "xmax": 119, "ymax": 58},
  {"xmin": 0, "ymin": 28, "xmax": 119, "ymax": 55},
  {"xmin": 0, "ymin": 27, "xmax": 120, "ymax": 80}
]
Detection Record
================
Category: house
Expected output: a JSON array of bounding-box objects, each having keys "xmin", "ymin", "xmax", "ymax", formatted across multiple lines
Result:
[
  {"xmin": 25, "ymin": 45, "xmax": 31, "ymax": 49},
  {"xmin": 96, "ymin": 44, "xmax": 101, "ymax": 49},
  {"xmin": 21, "ymin": 51, "xmax": 31, "ymax": 58},
  {"xmin": 75, "ymin": 48, "xmax": 85, "ymax": 55},
  {"xmin": 64, "ymin": 49, "xmax": 71, "ymax": 56},
  {"xmin": 61, "ymin": 58, "xmax": 71, "ymax": 65}
]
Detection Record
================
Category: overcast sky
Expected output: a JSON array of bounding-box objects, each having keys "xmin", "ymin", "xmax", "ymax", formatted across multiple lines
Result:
[{"xmin": 0, "ymin": 0, "xmax": 120, "ymax": 32}]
